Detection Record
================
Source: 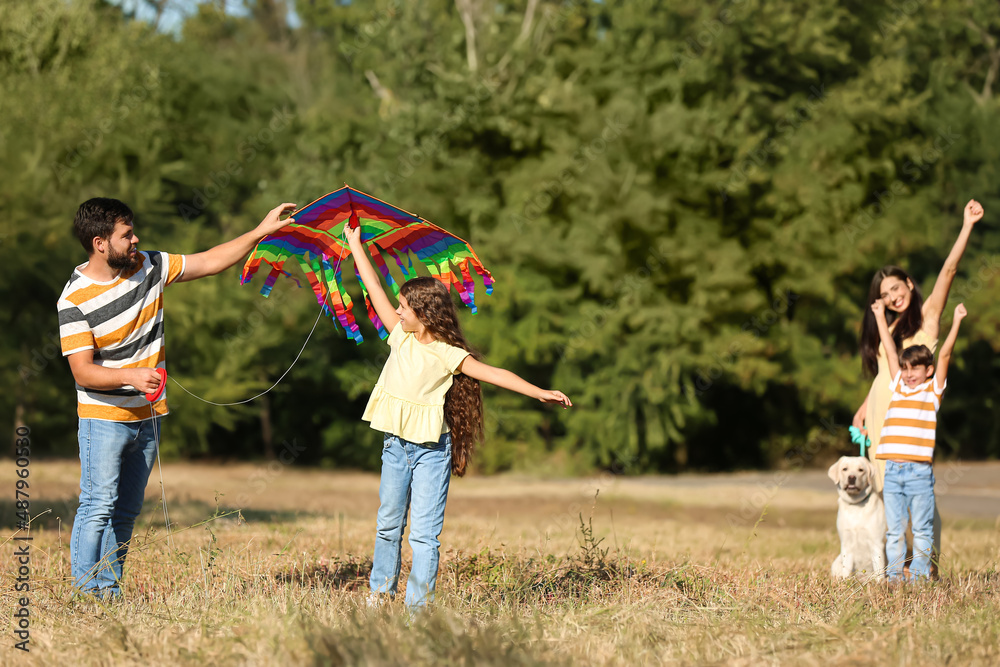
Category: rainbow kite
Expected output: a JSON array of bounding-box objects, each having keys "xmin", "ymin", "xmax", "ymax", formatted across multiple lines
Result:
[{"xmin": 240, "ymin": 185, "xmax": 494, "ymax": 343}]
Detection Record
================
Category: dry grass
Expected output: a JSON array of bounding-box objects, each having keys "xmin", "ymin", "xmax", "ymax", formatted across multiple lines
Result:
[{"xmin": 2, "ymin": 460, "xmax": 999, "ymax": 666}]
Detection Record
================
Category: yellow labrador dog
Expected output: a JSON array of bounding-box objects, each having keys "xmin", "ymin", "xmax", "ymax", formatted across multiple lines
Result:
[{"xmin": 828, "ymin": 456, "xmax": 886, "ymax": 580}]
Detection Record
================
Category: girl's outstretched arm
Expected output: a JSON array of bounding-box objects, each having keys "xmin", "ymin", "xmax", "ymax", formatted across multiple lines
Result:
[
  {"xmin": 922, "ymin": 199, "xmax": 983, "ymax": 338},
  {"xmin": 346, "ymin": 223, "xmax": 400, "ymax": 331},
  {"xmin": 458, "ymin": 357, "xmax": 572, "ymax": 406}
]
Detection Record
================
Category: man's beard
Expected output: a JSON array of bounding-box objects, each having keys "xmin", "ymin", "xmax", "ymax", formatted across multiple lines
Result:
[{"xmin": 108, "ymin": 245, "xmax": 140, "ymax": 272}]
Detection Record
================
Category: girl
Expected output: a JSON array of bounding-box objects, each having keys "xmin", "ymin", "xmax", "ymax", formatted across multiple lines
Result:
[
  {"xmin": 853, "ymin": 198, "xmax": 983, "ymax": 575},
  {"xmin": 346, "ymin": 224, "xmax": 572, "ymax": 610}
]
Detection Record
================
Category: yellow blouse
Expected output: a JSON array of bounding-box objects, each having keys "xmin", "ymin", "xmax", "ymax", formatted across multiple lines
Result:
[{"xmin": 362, "ymin": 323, "xmax": 471, "ymax": 444}]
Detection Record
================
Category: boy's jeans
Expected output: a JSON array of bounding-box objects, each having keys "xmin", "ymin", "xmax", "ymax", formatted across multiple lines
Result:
[
  {"xmin": 883, "ymin": 460, "xmax": 936, "ymax": 581},
  {"xmin": 71, "ymin": 418, "xmax": 159, "ymax": 596},
  {"xmin": 369, "ymin": 432, "xmax": 452, "ymax": 609}
]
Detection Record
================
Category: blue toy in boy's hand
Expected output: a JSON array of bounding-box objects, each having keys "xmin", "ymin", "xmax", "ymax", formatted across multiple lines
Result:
[{"xmin": 848, "ymin": 425, "xmax": 871, "ymax": 457}]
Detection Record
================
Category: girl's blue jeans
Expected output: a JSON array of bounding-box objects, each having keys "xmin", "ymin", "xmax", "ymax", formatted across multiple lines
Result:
[
  {"xmin": 369, "ymin": 432, "xmax": 452, "ymax": 609},
  {"xmin": 883, "ymin": 460, "xmax": 936, "ymax": 582},
  {"xmin": 71, "ymin": 417, "xmax": 159, "ymax": 596}
]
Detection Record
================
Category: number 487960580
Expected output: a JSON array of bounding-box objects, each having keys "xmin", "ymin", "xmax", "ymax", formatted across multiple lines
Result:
[{"xmin": 15, "ymin": 426, "xmax": 30, "ymax": 528}]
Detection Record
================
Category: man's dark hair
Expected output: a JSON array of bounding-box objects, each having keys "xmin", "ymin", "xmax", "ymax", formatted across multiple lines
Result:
[
  {"xmin": 900, "ymin": 344, "xmax": 935, "ymax": 369},
  {"xmin": 73, "ymin": 198, "xmax": 133, "ymax": 253}
]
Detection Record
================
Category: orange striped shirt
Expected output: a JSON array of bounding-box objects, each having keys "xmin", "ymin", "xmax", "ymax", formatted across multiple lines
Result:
[
  {"xmin": 874, "ymin": 371, "xmax": 945, "ymax": 463},
  {"xmin": 58, "ymin": 251, "xmax": 185, "ymax": 422}
]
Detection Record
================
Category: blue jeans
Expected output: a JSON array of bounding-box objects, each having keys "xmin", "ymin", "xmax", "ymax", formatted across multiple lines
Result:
[
  {"xmin": 884, "ymin": 460, "xmax": 936, "ymax": 582},
  {"xmin": 369, "ymin": 432, "xmax": 452, "ymax": 609},
  {"xmin": 71, "ymin": 418, "xmax": 160, "ymax": 596}
]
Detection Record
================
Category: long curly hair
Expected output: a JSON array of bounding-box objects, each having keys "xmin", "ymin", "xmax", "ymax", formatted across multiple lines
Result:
[
  {"xmin": 860, "ymin": 266, "xmax": 924, "ymax": 377},
  {"xmin": 399, "ymin": 277, "xmax": 484, "ymax": 476}
]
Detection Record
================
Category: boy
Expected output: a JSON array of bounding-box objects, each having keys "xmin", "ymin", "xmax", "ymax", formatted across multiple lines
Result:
[{"xmin": 870, "ymin": 299, "xmax": 966, "ymax": 582}]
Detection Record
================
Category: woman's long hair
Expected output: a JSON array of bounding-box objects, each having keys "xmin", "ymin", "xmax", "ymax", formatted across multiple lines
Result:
[
  {"xmin": 399, "ymin": 277, "xmax": 484, "ymax": 476},
  {"xmin": 860, "ymin": 266, "xmax": 923, "ymax": 377}
]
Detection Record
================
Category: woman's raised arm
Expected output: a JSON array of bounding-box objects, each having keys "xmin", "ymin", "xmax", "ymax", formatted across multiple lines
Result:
[{"xmin": 922, "ymin": 199, "xmax": 983, "ymax": 338}]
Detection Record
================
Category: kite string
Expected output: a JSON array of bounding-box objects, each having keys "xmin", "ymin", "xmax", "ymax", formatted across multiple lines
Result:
[
  {"xmin": 149, "ymin": 403, "xmax": 172, "ymax": 548},
  {"xmin": 167, "ymin": 306, "xmax": 324, "ymax": 406},
  {"xmin": 168, "ymin": 230, "xmax": 347, "ymax": 407},
  {"xmin": 147, "ymin": 235, "xmax": 346, "ymax": 553}
]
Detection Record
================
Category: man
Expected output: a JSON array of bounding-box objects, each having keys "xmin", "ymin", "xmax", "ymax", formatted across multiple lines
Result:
[{"xmin": 58, "ymin": 197, "xmax": 295, "ymax": 597}]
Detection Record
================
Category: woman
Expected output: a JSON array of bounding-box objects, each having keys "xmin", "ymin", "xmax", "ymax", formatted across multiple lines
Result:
[{"xmin": 853, "ymin": 198, "xmax": 983, "ymax": 576}]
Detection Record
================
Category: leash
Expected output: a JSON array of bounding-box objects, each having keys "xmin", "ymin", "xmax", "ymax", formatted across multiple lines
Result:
[{"xmin": 848, "ymin": 425, "xmax": 870, "ymax": 458}]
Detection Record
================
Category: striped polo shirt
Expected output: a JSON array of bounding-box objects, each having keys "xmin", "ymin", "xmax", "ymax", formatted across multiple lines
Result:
[
  {"xmin": 875, "ymin": 371, "xmax": 946, "ymax": 463},
  {"xmin": 58, "ymin": 251, "xmax": 185, "ymax": 422}
]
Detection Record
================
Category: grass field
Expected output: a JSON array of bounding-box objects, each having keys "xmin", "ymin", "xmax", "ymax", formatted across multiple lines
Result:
[{"xmin": 2, "ymin": 459, "xmax": 999, "ymax": 666}]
